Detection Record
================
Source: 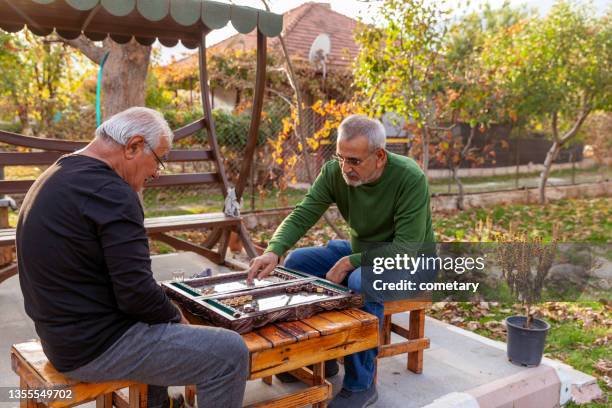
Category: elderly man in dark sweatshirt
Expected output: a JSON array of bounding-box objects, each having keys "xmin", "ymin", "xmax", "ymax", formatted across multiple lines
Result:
[
  {"xmin": 248, "ymin": 114, "xmax": 435, "ymax": 408},
  {"xmin": 18, "ymin": 107, "xmax": 248, "ymax": 408}
]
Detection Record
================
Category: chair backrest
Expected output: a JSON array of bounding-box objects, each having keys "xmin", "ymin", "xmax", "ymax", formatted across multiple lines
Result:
[{"xmin": 0, "ymin": 118, "xmax": 227, "ymax": 198}]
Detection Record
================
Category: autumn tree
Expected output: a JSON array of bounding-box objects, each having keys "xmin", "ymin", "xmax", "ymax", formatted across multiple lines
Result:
[
  {"xmin": 438, "ymin": 2, "xmax": 527, "ymax": 209},
  {"xmin": 0, "ymin": 31, "xmax": 94, "ymax": 138},
  {"xmin": 354, "ymin": 0, "xmax": 451, "ymax": 176},
  {"xmin": 482, "ymin": 1, "xmax": 611, "ymax": 204}
]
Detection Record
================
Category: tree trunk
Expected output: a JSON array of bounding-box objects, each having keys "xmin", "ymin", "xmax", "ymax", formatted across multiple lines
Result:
[
  {"xmin": 538, "ymin": 108, "xmax": 590, "ymax": 205},
  {"xmin": 422, "ymin": 126, "xmax": 430, "ymax": 176},
  {"xmin": 452, "ymin": 167, "xmax": 465, "ymax": 210},
  {"xmin": 65, "ymin": 37, "xmax": 151, "ymax": 121},
  {"xmin": 538, "ymin": 141, "xmax": 561, "ymax": 205},
  {"xmin": 100, "ymin": 39, "xmax": 151, "ymax": 120},
  {"xmin": 454, "ymin": 125, "xmax": 476, "ymax": 210}
]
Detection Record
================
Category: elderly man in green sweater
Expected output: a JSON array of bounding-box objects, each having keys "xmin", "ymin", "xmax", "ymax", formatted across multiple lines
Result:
[{"xmin": 247, "ymin": 114, "xmax": 435, "ymax": 408}]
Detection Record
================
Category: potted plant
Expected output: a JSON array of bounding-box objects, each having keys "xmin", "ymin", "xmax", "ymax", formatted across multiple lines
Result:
[{"xmin": 497, "ymin": 228, "xmax": 558, "ymax": 367}]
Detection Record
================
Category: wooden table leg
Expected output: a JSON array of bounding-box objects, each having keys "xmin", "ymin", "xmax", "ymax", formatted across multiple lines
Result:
[
  {"xmin": 312, "ymin": 362, "xmax": 327, "ymax": 408},
  {"xmin": 261, "ymin": 376, "xmax": 273, "ymax": 385},
  {"xmin": 407, "ymin": 309, "xmax": 425, "ymax": 373},
  {"xmin": 96, "ymin": 392, "xmax": 113, "ymax": 408},
  {"xmin": 185, "ymin": 385, "xmax": 196, "ymax": 406},
  {"xmin": 382, "ymin": 315, "xmax": 392, "ymax": 345},
  {"xmin": 128, "ymin": 384, "xmax": 147, "ymax": 408}
]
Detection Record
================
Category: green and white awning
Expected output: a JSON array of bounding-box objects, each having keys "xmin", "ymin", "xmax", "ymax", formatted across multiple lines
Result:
[{"xmin": 0, "ymin": 0, "xmax": 283, "ymax": 48}]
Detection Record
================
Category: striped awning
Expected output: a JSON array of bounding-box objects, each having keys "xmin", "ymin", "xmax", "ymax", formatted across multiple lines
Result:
[{"xmin": 0, "ymin": 0, "xmax": 283, "ymax": 48}]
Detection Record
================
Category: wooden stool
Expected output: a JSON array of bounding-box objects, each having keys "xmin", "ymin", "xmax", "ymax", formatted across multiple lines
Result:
[
  {"xmin": 11, "ymin": 341, "xmax": 147, "ymax": 407},
  {"xmin": 377, "ymin": 300, "xmax": 431, "ymax": 376}
]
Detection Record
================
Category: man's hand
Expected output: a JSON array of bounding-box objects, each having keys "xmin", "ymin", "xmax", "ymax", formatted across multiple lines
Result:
[
  {"xmin": 171, "ymin": 301, "xmax": 190, "ymax": 325},
  {"xmin": 326, "ymin": 256, "xmax": 355, "ymax": 284},
  {"xmin": 179, "ymin": 313, "xmax": 190, "ymax": 325},
  {"xmin": 247, "ymin": 251, "xmax": 279, "ymax": 283}
]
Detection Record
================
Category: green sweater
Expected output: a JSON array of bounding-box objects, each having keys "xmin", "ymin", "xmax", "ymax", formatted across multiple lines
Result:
[{"xmin": 266, "ymin": 152, "xmax": 435, "ymax": 267}]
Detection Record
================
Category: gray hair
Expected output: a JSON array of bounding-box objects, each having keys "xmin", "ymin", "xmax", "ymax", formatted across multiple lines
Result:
[
  {"xmin": 337, "ymin": 114, "xmax": 386, "ymax": 151},
  {"xmin": 95, "ymin": 107, "xmax": 173, "ymax": 151}
]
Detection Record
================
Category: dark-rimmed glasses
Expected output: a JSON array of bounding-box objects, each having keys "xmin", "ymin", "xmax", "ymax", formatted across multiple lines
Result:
[
  {"xmin": 144, "ymin": 140, "xmax": 166, "ymax": 171},
  {"xmin": 332, "ymin": 153, "xmax": 372, "ymax": 167}
]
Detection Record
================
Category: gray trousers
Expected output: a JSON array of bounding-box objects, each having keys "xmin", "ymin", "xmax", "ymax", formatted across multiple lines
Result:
[{"xmin": 63, "ymin": 322, "xmax": 249, "ymax": 408}]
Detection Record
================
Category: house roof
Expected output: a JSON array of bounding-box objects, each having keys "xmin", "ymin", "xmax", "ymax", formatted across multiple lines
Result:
[{"xmin": 171, "ymin": 2, "xmax": 359, "ymax": 71}]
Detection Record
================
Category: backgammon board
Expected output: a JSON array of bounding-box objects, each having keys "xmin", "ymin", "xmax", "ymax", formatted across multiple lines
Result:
[{"xmin": 161, "ymin": 266, "xmax": 364, "ymax": 333}]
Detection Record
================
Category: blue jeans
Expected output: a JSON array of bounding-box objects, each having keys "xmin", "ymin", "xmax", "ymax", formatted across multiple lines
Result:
[{"xmin": 284, "ymin": 240, "xmax": 383, "ymax": 392}]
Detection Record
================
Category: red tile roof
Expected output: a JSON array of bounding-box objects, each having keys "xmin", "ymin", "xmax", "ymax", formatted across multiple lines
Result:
[{"xmin": 172, "ymin": 2, "xmax": 359, "ymax": 72}]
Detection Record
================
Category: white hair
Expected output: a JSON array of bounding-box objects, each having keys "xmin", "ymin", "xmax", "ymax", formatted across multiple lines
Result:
[
  {"xmin": 95, "ymin": 107, "xmax": 173, "ymax": 151},
  {"xmin": 337, "ymin": 114, "xmax": 386, "ymax": 151}
]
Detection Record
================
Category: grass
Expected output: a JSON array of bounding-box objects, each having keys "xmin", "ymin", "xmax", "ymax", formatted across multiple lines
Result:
[
  {"xmin": 426, "ymin": 195, "xmax": 611, "ymax": 406},
  {"xmin": 429, "ymin": 301, "xmax": 611, "ymax": 407},
  {"xmin": 434, "ymin": 197, "xmax": 611, "ymax": 242},
  {"xmin": 429, "ymin": 301, "xmax": 611, "ymax": 406}
]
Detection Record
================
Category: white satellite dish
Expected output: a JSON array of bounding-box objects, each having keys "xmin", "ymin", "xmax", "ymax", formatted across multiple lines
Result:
[{"xmin": 308, "ymin": 33, "xmax": 331, "ymax": 78}]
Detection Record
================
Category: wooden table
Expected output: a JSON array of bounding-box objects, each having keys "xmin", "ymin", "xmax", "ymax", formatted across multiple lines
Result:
[{"xmin": 183, "ymin": 308, "xmax": 379, "ymax": 408}]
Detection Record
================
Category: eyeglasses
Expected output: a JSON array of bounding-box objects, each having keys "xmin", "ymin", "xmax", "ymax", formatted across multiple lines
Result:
[
  {"xmin": 144, "ymin": 140, "xmax": 166, "ymax": 171},
  {"xmin": 332, "ymin": 153, "xmax": 372, "ymax": 167}
]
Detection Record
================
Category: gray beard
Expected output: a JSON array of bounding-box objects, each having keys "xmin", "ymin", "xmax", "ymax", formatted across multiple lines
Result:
[
  {"xmin": 342, "ymin": 170, "xmax": 379, "ymax": 187},
  {"xmin": 342, "ymin": 174, "xmax": 365, "ymax": 187}
]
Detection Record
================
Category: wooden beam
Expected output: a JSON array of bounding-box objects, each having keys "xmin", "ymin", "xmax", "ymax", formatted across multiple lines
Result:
[
  {"xmin": 166, "ymin": 150, "xmax": 213, "ymax": 162},
  {"xmin": 239, "ymin": 223, "xmax": 258, "ymax": 260},
  {"xmin": 378, "ymin": 338, "xmax": 430, "ymax": 358},
  {"xmin": 145, "ymin": 173, "xmax": 219, "ymax": 188},
  {"xmin": 0, "ymin": 129, "xmax": 86, "ymax": 151},
  {"xmin": 173, "ymin": 118, "xmax": 208, "ymax": 141},
  {"xmin": 390, "ymin": 322, "xmax": 410, "ymax": 339},
  {"xmin": 382, "ymin": 315, "xmax": 392, "ymax": 345},
  {"xmin": 235, "ymin": 30, "xmax": 267, "ymax": 200},
  {"xmin": 149, "ymin": 233, "xmax": 222, "ymax": 264},
  {"xmin": 244, "ymin": 384, "xmax": 330, "ymax": 408},
  {"xmin": 144, "ymin": 213, "xmax": 240, "ymax": 234},
  {"xmin": 0, "ymin": 151, "xmax": 63, "ymax": 165},
  {"xmin": 0, "ymin": 263, "xmax": 18, "ymax": 284},
  {"xmin": 112, "ymin": 391, "xmax": 130, "ymax": 408},
  {"xmin": 383, "ymin": 300, "xmax": 432, "ymax": 315},
  {"xmin": 199, "ymin": 34, "xmax": 231, "ymax": 198},
  {"xmin": 0, "ymin": 180, "xmax": 34, "ymax": 195},
  {"xmin": 408, "ymin": 309, "xmax": 426, "ymax": 373}
]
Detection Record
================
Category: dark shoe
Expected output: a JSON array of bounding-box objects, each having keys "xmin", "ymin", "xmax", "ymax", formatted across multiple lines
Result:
[
  {"xmin": 329, "ymin": 386, "xmax": 378, "ymax": 408},
  {"xmin": 275, "ymin": 359, "xmax": 340, "ymax": 383}
]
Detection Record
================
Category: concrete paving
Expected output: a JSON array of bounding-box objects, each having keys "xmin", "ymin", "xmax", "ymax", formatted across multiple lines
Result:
[{"xmin": 0, "ymin": 260, "xmax": 602, "ymax": 407}]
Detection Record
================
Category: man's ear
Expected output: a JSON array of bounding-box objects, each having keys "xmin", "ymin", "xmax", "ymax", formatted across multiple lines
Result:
[
  {"xmin": 376, "ymin": 148, "xmax": 386, "ymax": 167},
  {"xmin": 124, "ymin": 135, "xmax": 145, "ymax": 160}
]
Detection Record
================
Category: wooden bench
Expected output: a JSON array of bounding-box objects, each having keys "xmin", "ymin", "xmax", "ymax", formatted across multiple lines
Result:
[
  {"xmin": 11, "ymin": 341, "xmax": 147, "ymax": 408},
  {"xmin": 378, "ymin": 299, "xmax": 432, "ymax": 376}
]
